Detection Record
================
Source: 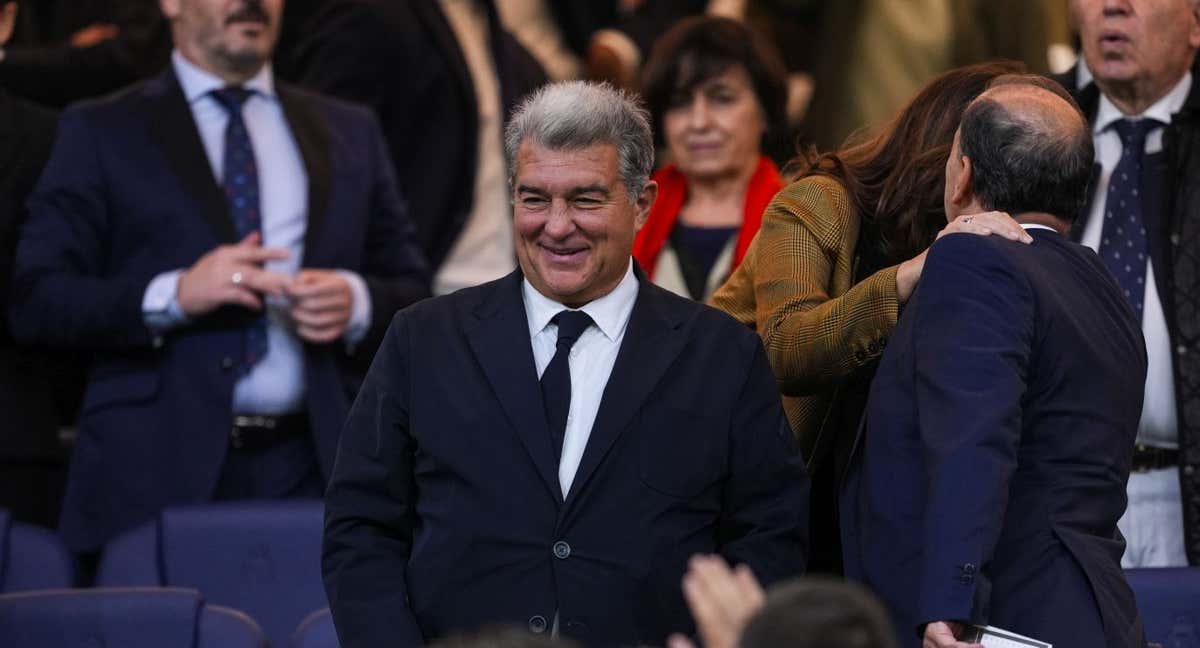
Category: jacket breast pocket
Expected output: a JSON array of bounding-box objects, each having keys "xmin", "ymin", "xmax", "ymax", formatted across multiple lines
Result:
[
  {"xmin": 637, "ymin": 405, "xmax": 728, "ymax": 499},
  {"xmin": 80, "ymin": 370, "xmax": 160, "ymax": 415}
]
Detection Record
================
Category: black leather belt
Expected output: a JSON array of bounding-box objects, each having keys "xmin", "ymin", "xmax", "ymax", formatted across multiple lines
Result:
[
  {"xmin": 1131, "ymin": 443, "xmax": 1179, "ymax": 473},
  {"xmin": 230, "ymin": 413, "xmax": 308, "ymax": 452}
]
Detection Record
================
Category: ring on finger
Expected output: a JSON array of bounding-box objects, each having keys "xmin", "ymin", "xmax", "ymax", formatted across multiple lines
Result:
[
  {"xmin": 963, "ymin": 216, "xmax": 973, "ymax": 224},
  {"xmin": 231, "ymin": 271, "xmax": 244, "ymax": 286}
]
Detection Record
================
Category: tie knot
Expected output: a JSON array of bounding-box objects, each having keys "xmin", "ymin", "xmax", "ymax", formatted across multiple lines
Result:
[
  {"xmin": 1111, "ymin": 118, "xmax": 1160, "ymax": 150},
  {"xmin": 211, "ymin": 86, "xmax": 254, "ymax": 114},
  {"xmin": 552, "ymin": 310, "xmax": 593, "ymax": 350}
]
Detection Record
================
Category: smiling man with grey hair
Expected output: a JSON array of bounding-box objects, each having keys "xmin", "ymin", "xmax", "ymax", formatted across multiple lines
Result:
[{"xmin": 323, "ymin": 80, "xmax": 809, "ymax": 648}]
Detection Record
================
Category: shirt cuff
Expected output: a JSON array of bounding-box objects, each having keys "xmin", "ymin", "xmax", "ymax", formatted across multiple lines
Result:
[
  {"xmin": 142, "ymin": 269, "xmax": 190, "ymax": 332},
  {"xmin": 335, "ymin": 270, "xmax": 372, "ymax": 347}
]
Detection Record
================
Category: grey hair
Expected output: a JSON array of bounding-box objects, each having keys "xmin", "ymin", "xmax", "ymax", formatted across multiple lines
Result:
[{"xmin": 504, "ymin": 81, "xmax": 655, "ymax": 202}]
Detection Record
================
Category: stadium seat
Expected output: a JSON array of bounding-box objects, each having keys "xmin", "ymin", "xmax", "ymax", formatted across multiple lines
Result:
[
  {"xmin": 0, "ymin": 508, "xmax": 73, "ymax": 591},
  {"xmin": 292, "ymin": 607, "xmax": 339, "ymax": 648},
  {"xmin": 0, "ymin": 587, "xmax": 265, "ymax": 648},
  {"xmin": 1126, "ymin": 567, "xmax": 1200, "ymax": 647},
  {"xmin": 96, "ymin": 500, "xmax": 327, "ymax": 648}
]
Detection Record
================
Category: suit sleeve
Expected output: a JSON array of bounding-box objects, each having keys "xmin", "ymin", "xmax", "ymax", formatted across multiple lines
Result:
[
  {"xmin": 323, "ymin": 311, "xmax": 424, "ymax": 648},
  {"xmin": 9, "ymin": 107, "xmax": 158, "ymax": 350},
  {"xmin": 910, "ymin": 234, "xmax": 1033, "ymax": 630},
  {"xmin": 717, "ymin": 334, "xmax": 810, "ymax": 584},
  {"xmin": 349, "ymin": 115, "xmax": 430, "ymax": 367}
]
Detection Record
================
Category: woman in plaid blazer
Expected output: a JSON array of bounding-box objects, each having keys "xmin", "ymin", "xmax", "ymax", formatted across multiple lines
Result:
[{"xmin": 710, "ymin": 62, "xmax": 1032, "ymax": 571}]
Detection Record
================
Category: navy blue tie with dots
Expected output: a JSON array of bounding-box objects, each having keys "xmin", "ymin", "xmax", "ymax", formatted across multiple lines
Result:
[
  {"xmin": 1098, "ymin": 118, "xmax": 1160, "ymax": 321},
  {"xmin": 211, "ymin": 87, "xmax": 268, "ymax": 373},
  {"xmin": 541, "ymin": 310, "xmax": 594, "ymax": 463}
]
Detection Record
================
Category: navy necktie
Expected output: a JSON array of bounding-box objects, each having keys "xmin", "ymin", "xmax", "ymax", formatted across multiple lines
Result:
[
  {"xmin": 541, "ymin": 310, "xmax": 594, "ymax": 463},
  {"xmin": 1098, "ymin": 118, "xmax": 1159, "ymax": 320},
  {"xmin": 211, "ymin": 87, "xmax": 268, "ymax": 373}
]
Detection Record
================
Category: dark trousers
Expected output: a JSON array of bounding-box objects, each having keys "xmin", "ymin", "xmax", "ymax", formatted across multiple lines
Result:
[{"xmin": 213, "ymin": 433, "xmax": 325, "ymax": 501}]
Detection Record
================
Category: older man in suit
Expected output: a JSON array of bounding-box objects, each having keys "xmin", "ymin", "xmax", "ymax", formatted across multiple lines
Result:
[
  {"xmin": 10, "ymin": 0, "xmax": 429, "ymax": 553},
  {"xmin": 322, "ymin": 81, "xmax": 809, "ymax": 648},
  {"xmin": 842, "ymin": 77, "xmax": 1146, "ymax": 648}
]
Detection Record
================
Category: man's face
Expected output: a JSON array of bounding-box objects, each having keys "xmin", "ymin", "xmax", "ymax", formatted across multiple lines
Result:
[
  {"xmin": 1073, "ymin": 0, "xmax": 1200, "ymax": 94},
  {"xmin": 512, "ymin": 141, "xmax": 655, "ymax": 307},
  {"xmin": 161, "ymin": 0, "xmax": 282, "ymax": 79}
]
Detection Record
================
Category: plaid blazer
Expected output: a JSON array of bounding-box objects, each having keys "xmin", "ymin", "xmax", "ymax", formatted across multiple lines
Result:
[{"xmin": 710, "ymin": 175, "xmax": 899, "ymax": 461}]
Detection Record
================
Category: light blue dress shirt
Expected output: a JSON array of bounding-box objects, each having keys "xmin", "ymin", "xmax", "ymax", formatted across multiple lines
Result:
[{"xmin": 142, "ymin": 51, "xmax": 372, "ymax": 415}]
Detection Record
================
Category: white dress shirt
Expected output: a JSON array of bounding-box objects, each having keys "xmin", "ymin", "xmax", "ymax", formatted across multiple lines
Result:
[
  {"xmin": 523, "ymin": 261, "xmax": 639, "ymax": 497},
  {"xmin": 141, "ymin": 51, "xmax": 371, "ymax": 415},
  {"xmin": 1079, "ymin": 72, "xmax": 1192, "ymax": 449}
]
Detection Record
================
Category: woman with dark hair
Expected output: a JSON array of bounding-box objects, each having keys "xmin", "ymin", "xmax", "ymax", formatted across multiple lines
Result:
[
  {"xmin": 632, "ymin": 16, "xmax": 788, "ymax": 301},
  {"xmin": 710, "ymin": 61, "xmax": 1031, "ymax": 571}
]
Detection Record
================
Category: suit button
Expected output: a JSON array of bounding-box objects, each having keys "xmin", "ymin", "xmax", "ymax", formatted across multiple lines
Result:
[
  {"xmin": 528, "ymin": 616, "xmax": 547, "ymax": 634},
  {"xmin": 961, "ymin": 563, "xmax": 977, "ymax": 575},
  {"xmin": 1172, "ymin": 234, "xmax": 1181, "ymax": 246},
  {"xmin": 1185, "ymin": 465, "xmax": 1196, "ymax": 477},
  {"xmin": 1178, "ymin": 345, "xmax": 1189, "ymax": 356},
  {"xmin": 553, "ymin": 541, "xmax": 571, "ymax": 559},
  {"xmin": 867, "ymin": 342, "xmax": 878, "ymax": 353},
  {"xmin": 220, "ymin": 356, "xmax": 235, "ymax": 370},
  {"xmin": 855, "ymin": 350, "xmax": 867, "ymax": 362},
  {"xmin": 959, "ymin": 574, "xmax": 974, "ymax": 584}
]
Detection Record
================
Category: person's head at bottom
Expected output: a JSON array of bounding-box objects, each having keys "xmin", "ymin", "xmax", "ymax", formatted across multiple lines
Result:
[
  {"xmin": 738, "ymin": 577, "xmax": 899, "ymax": 648},
  {"xmin": 504, "ymin": 81, "xmax": 659, "ymax": 308}
]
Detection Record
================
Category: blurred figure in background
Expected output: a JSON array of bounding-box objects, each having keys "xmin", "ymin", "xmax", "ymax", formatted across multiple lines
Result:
[
  {"xmin": 279, "ymin": 0, "xmax": 544, "ymax": 296},
  {"xmin": 711, "ymin": 62, "xmax": 1029, "ymax": 573},
  {"xmin": 0, "ymin": 0, "xmax": 169, "ymax": 107},
  {"xmin": 1053, "ymin": 0, "xmax": 1200, "ymax": 569},
  {"xmin": 0, "ymin": 0, "xmax": 76, "ymax": 528},
  {"xmin": 10, "ymin": 0, "xmax": 429, "ymax": 554},
  {"xmin": 633, "ymin": 16, "xmax": 787, "ymax": 301}
]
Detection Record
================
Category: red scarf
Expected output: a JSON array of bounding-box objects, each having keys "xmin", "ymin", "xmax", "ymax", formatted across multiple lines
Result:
[{"xmin": 633, "ymin": 155, "xmax": 782, "ymax": 280}]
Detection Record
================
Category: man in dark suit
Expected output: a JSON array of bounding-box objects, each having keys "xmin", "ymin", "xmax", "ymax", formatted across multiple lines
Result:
[
  {"xmin": 842, "ymin": 77, "xmax": 1147, "ymax": 648},
  {"xmin": 9, "ymin": 0, "xmax": 429, "ymax": 553},
  {"xmin": 278, "ymin": 0, "xmax": 545, "ymax": 295},
  {"xmin": 1052, "ymin": 0, "xmax": 1200, "ymax": 569},
  {"xmin": 322, "ymin": 81, "xmax": 809, "ymax": 648}
]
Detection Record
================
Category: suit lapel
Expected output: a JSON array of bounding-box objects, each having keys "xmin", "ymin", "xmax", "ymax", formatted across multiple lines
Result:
[
  {"xmin": 144, "ymin": 68, "xmax": 236, "ymax": 244},
  {"xmin": 466, "ymin": 270, "xmax": 563, "ymax": 501},
  {"xmin": 277, "ymin": 83, "xmax": 331, "ymax": 264},
  {"xmin": 564, "ymin": 274, "xmax": 687, "ymax": 506}
]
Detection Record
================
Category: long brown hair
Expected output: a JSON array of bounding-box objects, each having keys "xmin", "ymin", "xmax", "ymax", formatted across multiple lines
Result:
[{"xmin": 791, "ymin": 61, "xmax": 1027, "ymax": 266}]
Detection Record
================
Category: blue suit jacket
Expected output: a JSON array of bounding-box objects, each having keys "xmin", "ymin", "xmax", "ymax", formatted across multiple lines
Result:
[
  {"xmin": 322, "ymin": 269, "xmax": 809, "ymax": 647},
  {"xmin": 9, "ymin": 68, "xmax": 429, "ymax": 552},
  {"xmin": 842, "ymin": 229, "xmax": 1147, "ymax": 648}
]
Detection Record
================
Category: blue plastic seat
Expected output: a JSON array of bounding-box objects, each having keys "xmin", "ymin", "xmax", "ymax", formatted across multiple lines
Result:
[
  {"xmin": 96, "ymin": 500, "xmax": 327, "ymax": 648},
  {"xmin": 292, "ymin": 607, "xmax": 339, "ymax": 648},
  {"xmin": 0, "ymin": 587, "xmax": 265, "ymax": 648},
  {"xmin": 0, "ymin": 508, "xmax": 73, "ymax": 591},
  {"xmin": 1126, "ymin": 567, "xmax": 1200, "ymax": 647}
]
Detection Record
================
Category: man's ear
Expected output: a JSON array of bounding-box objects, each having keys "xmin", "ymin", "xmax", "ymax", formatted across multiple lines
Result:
[
  {"xmin": 0, "ymin": 2, "xmax": 17, "ymax": 47},
  {"xmin": 950, "ymin": 155, "xmax": 974, "ymax": 208},
  {"xmin": 634, "ymin": 180, "xmax": 658, "ymax": 232}
]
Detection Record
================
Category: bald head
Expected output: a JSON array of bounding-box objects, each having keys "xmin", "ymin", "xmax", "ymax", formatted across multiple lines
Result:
[{"xmin": 949, "ymin": 78, "xmax": 1094, "ymax": 223}]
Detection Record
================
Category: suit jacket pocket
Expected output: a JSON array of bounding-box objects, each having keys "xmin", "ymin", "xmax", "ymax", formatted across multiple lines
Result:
[
  {"xmin": 637, "ymin": 406, "xmax": 727, "ymax": 499},
  {"xmin": 80, "ymin": 370, "xmax": 160, "ymax": 415}
]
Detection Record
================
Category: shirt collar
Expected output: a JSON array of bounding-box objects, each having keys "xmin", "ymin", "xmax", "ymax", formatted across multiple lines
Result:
[
  {"xmin": 523, "ymin": 259, "xmax": 639, "ymax": 343},
  {"xmin": 171, "ymin": 49, "xmax": 276, "ymax": 105},
  {"xmin": 1020, "ymin": 223, "xmax": 1058, "ymax": 233},
  {"xmin": 1094, "ymin": 71, "xmax": 1192, "ymax": 134}
]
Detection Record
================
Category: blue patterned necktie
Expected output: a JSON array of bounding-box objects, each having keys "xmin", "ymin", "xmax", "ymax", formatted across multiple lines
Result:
[
  {"xmin": 1097, "ymin": 118, "xmax": 1160, "ymax": 321},
  {"xmin": 211, "ymin": 86, "xmax": 268, "ymax": 373},
  {"xmin": 541, "ymin": 310, "xmax": 594, "ymax": 463}
]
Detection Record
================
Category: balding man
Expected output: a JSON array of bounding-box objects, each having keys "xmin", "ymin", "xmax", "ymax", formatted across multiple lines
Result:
[{"xmin": 842, "ymin": 77, "xmax": 1147, "ymax": 648}]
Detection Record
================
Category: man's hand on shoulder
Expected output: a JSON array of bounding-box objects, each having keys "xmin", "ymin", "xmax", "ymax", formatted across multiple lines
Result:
[
  {"xmin": 178, "ymin": 232, "xmax": 291, "ymax": 316},
  {"xmin": 923, "ymin": 621, "xmax": 983, "ymax": 648},
  {"xmin": 287, "ymin": 269, "xmax": 354, "ymax": 343}
]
